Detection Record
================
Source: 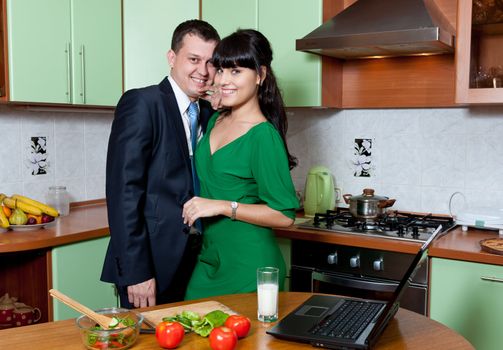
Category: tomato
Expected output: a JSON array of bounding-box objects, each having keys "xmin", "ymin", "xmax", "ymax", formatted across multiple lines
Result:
[
  {"xmin": 209, "ymin": 326, "xmax": 238, "ymax": 350},
  {"xmin": 224, "ymin": 314, "xmax": 251, "ymax": 338},
  {"xmin": 91, "ymin": 341, "xmax": 108, "ymax": 349},
  {"xmin": 155, "ymin": 321, "xmax": 185, "ymax": 349}
]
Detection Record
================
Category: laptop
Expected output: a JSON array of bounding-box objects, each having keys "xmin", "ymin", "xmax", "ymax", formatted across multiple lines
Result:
[{"xmin": 267, "ymin": 225, "xmax": 444, "ymax": 350}]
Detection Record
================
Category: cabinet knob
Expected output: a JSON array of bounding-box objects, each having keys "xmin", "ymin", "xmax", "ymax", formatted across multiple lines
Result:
[
  {"xmin": 350, "ymin": 255, "xmax": 360, "ymax": 268},
  {"xmin": 373, "ymin": 259, "xmax": 384, "ymax": 271},
  {"xmin": 327, "ymin": 252, "xmax": 338, "ymax": 265}
]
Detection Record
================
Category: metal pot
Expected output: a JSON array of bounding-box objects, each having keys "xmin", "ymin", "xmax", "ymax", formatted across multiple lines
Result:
[{"xmin": 343, "ymin": 188, "xmax": 396, "ymax": 221}]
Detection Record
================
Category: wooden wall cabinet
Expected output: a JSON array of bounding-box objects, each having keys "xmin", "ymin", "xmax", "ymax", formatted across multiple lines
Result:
[
  {"xmin": 322, "ymin": 0, "xmax": 458, "ymax": 108},
  {"xmin": 455, "ymin": 0, "xmax": 503, "ymax": 104}
]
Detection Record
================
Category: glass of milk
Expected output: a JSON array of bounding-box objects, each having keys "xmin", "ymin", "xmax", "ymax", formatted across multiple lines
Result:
[{"xmin": 257, "ymin": 266, "xmax": 279, "ymax": 322}]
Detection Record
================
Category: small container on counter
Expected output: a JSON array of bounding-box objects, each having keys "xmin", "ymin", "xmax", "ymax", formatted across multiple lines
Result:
[{"xmin": 46, "ymin": 186, "xmax": 70, "ymax": 216}]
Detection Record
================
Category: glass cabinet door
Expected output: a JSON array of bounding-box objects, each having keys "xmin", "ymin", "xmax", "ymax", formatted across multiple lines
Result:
[{"xmin": 456, "ymin": 0, "xmax": 503, "ymax": 103}]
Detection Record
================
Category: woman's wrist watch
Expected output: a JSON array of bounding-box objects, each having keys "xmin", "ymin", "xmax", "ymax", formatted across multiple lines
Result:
[{"xmin": 230, "ymin": 201, "xmax": 239, "ymax": 220}]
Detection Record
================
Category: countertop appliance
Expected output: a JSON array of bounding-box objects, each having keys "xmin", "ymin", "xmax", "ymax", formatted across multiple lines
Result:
[
  {"xmin": 297, "ymin": 207, "xmax": 454, "ymax": 243},
  {"xmin": 303, "ymin": 166, "xmax": 336, "ymax": 217},
  {"xmin": 455, "ymin": 207, "xmax": 503, "ymax": 236},
  {"xmin": 290, "ymin": 208, "xmax": 455, "ymax": 315}
]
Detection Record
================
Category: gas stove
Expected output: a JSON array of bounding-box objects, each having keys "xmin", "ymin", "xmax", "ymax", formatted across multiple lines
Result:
[{"xmin": 297, "ymin": 208, "xmax": 455, "ymax": 242}]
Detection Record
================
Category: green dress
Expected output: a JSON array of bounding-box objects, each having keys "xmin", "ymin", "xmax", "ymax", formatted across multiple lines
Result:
[{"xmin": 184, "ymin": 113, "xmax": 299, "ymax": 300}]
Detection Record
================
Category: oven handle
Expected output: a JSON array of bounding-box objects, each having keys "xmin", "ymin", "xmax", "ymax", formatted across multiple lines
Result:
[{"xmin": 312, "ymin": 271, "xmax": 397, "ymax": 293}]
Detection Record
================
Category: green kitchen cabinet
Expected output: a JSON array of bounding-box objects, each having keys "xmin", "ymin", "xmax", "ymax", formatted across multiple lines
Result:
[
  {"xmin": 52, "ymin": 237, "xmax": 117, "ymax": 321},
  {"xmin": 7, "ymin": 0, "xmax": 122, "ymax": 106},
  {"xmin": 276, "ymin": 237, "xmax": 291, "ymax": 291},
  {"xmin": 202, "ymin": 0, "xmax": 322, "ymax": 107},
  {"xmin": 430, "ymin": 257, "xmax": 503, "ymax": 350},
  {"xmin": 258, "ymin": 0, "xmax": 322, "ymax": 107},
  {"xmin": 123, "ymin": 0, "xmax": 199, "ymax": 90},
  {"xmin": 201, "ymin": 0, "xmax": 258, "ymax": 38}
]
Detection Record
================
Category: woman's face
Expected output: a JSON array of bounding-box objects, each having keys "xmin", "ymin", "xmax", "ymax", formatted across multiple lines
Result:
[{"xmin": 214, "ymin": 66, "xmax": 262, "ymax": 108}]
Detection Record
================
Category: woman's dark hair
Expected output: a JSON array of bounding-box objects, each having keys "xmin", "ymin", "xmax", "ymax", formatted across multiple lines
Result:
[
  {"xmin": 171, "ymin": 19, "xmax": 220, "ymax": 53},
  {"xmin": 211, "ymin": 29, "xmax": 297, "ymax": 169}
]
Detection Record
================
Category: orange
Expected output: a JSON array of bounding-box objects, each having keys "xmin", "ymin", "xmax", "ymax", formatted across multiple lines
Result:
[
  {"xmin": 2, "ymin": 205, "xmax": 11, "ymax": 218},
  {"xmin": 27, "ymin": 214, "xmax": 43, "ymax": 225}
]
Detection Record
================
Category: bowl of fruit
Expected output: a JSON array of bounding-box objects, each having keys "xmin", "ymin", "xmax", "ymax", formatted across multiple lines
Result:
[
  {"xmin": 76, "ymin": 308, "xmax": 143, "ymax": 350},
  {"xmin": 0, "ymin": 193, "xmax": 58, "ymax": 231}
]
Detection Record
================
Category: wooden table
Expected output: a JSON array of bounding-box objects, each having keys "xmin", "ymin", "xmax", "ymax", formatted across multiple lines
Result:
[{"xmin": 0, "ymin": 292, "xmax": 473, "ymax": 349}]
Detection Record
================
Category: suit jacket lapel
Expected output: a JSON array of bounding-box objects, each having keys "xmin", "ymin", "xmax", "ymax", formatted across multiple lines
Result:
[
  {"xmin": 159, "ymin": 78, "xmax": 191, "ymax": 165},
  {"xmin": 199, "ymin": 99, "xmax": 214, "ymax": 134}
]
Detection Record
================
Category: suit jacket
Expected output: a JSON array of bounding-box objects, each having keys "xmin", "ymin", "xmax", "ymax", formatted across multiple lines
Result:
[{"xmin": 101, "ymin": 77, "xmax": 213, "ymax": 294}]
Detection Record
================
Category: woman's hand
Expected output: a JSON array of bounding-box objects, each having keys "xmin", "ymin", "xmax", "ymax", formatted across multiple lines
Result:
[{"xmin": 183, "ymin": 197, "xmax": 227, "ymax": 226}]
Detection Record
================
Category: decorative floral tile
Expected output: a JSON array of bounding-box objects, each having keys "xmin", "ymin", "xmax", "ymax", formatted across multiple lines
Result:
[
  {"xmin": 26, "ymin": 136, "xmax": 49, "ymax": 175},
  {"xmin": 353, "ymin": 138, "xmax": 374, "ymax": 177}
]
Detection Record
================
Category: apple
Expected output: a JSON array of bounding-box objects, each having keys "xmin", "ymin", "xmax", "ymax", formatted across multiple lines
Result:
[
  {"xmin": 26, "ymin": 217, "xmax": 37, "ymax": 225},
  {"xmin": 41, "ymin": 214, "xmax": 55, "ymax": 223}
]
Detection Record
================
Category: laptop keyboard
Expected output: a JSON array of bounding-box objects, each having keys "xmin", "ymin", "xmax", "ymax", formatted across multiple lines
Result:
[{"xmin": 309, "ymin": 300, "xmax": 382, "ymax": 340}]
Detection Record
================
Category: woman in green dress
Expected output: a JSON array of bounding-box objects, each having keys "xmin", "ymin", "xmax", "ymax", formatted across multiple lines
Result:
[{"xmin": 182, "ymin": 29, "xmax": 299, "ymax": 300}]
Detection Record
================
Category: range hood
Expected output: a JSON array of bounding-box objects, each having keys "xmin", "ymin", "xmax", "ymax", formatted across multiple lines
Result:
[{"xmin": 296, "ymin": 0, "xmax": 455, "ymax": 59}]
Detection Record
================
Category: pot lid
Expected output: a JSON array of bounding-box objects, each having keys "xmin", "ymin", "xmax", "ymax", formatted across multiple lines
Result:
[{"xmin": 350, "ymin": 188, "xmax": 388, "ymax": 202}]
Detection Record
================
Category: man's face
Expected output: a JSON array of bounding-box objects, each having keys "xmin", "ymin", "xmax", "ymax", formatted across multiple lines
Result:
[{"xmin": 167, "ymin": 34, "xmax": 217, "ymax": 100}]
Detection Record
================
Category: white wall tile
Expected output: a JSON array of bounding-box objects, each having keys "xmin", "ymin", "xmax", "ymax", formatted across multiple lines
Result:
[
  {"xmin": 465, "ymin": 134, "xmax": 503, "ymax": 191},
  {"xmin": 1, "ymin": 105, "xmax": 111, "ymax": 202},
  {"xmin": 287, "ymin": 107, "xmax": 503, "ymax": 214},
  {"xmin": 3, "ymin": 103, "xmax": 503, "ymax": 213},
  {"xmin": 55, "ymin": 132, "xmax": 85, "ymax": 178},
  {"xmin": 85, "ymin": 132, "xmax": 109, "ymax": 179},
  {"xmin": 86, "ymin": 176, "xmax": 106, "ymax": 200},
  {"xmin": 420, "ymin": 135, "xmax": 466, "ymax": 188}
]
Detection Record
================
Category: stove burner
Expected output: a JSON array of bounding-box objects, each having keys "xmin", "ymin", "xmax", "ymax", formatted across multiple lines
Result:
[{"xmin": 303, "ymin": 208, "xmax": 454, "ymax": 242}]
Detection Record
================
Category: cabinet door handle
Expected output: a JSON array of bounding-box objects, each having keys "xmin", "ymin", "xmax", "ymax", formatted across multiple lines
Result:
[
  {"xmin": 79, "ymin": 45, "xmax": 86, "ymax": 104},
  {"xmin": 480, "ymin": 276, "xmax": 503, "ymax": 283},
  {"xmin": 65, "ymin": 43, "xmax": 72, "ymax": 103}
]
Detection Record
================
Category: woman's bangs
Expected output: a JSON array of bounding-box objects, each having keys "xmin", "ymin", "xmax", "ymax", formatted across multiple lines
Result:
[{"xmin": 212, "ymin": 42, "xmax": 256, "ymax": 70}]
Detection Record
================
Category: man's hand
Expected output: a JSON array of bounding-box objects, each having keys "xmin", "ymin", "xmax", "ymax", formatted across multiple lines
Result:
[{"xmin": 127, "ymin": 278, "xmax": 156, "ymax": 308}]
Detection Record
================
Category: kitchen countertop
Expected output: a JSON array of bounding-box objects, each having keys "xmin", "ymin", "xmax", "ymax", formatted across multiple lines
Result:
[
  {"xmin": 1, "ymin": 201, "xmax": 502, "ymax": 266},
  {"xmin": 0, "ymin": 292, "xmax": 474, "ymax": 349},
  {"xmin": 0, "ymin": 200, "xmax": 109, "ymax": 253}
]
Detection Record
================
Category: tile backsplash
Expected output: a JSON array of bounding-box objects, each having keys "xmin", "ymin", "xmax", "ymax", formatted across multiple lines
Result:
[
  {"xmin": 2, "ymin": 103, "xmax": 503, "ymax": 215},
  {"xmin": 0, "ymin": 105, "xmax": 113, "ymax": 203},
  {"xmin": 287, "ymin": 107, "xmax": 503, "ymax": 214}
]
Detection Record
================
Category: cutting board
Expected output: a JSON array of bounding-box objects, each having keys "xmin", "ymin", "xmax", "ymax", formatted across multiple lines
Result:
[
  {"xmin": 141, "ymin": 300, "xmax": 237, "ymax": 327},
  {"xmin": 480, "ymin": 238, "xmax": 503, "ymax": 255}
]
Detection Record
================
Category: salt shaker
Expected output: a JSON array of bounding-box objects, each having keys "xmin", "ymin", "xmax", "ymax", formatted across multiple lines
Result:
[{"xmin": 46, "ymin": 186, "xmax": 70, "ymax": 216}]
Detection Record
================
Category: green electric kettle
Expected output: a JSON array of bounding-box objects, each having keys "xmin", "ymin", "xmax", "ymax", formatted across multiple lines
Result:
[{"xmin": 303, "ymin": 166, "xmax": 336, "ymax": 217}]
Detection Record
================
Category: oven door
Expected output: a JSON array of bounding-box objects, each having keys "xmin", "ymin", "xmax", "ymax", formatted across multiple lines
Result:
[{"xmin": 312, "ymin": 271, "xmax": 427, "ymax": 315}]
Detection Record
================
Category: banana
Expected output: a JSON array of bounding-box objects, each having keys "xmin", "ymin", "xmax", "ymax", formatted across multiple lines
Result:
[
  {"xmin": 0, "ymin": 206, "xmax": 9, "ymax": 228},
  {"xmin": 3, "ymin": 197, "xmax": 43, "ymax": 216},
  {"xmin": 11, "ymin": 194, "xmax": 59, "ymax": 217}
]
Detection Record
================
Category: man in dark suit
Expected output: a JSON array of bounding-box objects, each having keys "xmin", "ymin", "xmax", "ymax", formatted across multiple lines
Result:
[{"xmin": 101, "ymin": 20, "xmax": 220, "ymax": 308}]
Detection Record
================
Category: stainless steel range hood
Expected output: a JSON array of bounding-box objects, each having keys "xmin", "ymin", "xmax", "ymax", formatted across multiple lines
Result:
[{"xmin": 296, "ymin": 0, "xmax": 455, "ymax": 59}]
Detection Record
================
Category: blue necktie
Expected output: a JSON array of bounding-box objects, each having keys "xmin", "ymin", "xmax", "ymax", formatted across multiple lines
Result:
[
  {"xmin": 188, "ymin": 102, "xmax": 200, "ymax": 196},
  {"xmin": 188, "ymin": 102, "xmax": 202, "ymax": 233}
]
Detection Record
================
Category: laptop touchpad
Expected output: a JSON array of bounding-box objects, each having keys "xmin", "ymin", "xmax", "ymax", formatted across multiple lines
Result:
[{"xmin": 295, "ymin": 305, "xmax": 329, "ymax": 317}]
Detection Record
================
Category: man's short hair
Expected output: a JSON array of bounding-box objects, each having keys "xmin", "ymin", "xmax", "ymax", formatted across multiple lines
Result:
[{"xmin": 171, "ymin": 19, "xmax": 220, "ymax": 53}]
